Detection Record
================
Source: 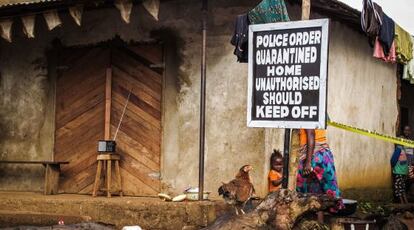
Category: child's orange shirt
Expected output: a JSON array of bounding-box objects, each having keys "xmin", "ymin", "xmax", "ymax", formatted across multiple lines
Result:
[{"xmin": 268, "ymin": 169, "xmax": 282, "ymax": 192}]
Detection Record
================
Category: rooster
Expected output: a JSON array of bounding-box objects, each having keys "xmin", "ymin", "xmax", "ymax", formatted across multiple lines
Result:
[{"xmin": 218, "ymin": 165, "xmax": 255, "ymax": 215}]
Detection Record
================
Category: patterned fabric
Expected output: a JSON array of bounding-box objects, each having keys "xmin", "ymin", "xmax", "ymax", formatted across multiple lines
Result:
[
  {"xmin": 407, "ymin": 152, "xmax": 414, "ymax": 180},
  {"xmin": 393, "ymin": 160, "xmax": 409, "ymax": 175},
  {"xmin": 297, "ymin": 145, "xmax": 341, "ymax": 198},
  {"xmin": 394, "ymin": 174, "xmax": 407, "ymax": 198},
  {"xmin": 248, "ymin": 0, "xmax": 290, "ymax": 24},
  {"xmin": 393, "ymin": 147, "xmax": 409, "ymax": 175}
]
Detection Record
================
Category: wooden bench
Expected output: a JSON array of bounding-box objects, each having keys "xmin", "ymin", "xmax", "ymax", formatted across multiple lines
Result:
[{"xmin": 0, "ymin": 160, "xmax": 69, "ymax": 195}]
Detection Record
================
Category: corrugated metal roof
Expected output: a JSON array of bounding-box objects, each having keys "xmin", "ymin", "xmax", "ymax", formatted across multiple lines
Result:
[{"xmin": 0, "ymin": 0, "xmax": 61, "ymax": 8}]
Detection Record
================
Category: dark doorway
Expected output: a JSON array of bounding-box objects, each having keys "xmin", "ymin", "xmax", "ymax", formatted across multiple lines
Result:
[{"xmin": 400, "ymin": 79, "xmax": 414, "ymax": 136}]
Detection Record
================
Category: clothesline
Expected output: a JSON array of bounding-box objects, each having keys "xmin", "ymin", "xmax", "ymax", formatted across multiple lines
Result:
[
  {"xmin": 229, "ymin": 0, "xmax": 414, "ymax": 84},
  {"xmin": 362, "ymin": 0, "xmax": 414, "ymax": 84}
]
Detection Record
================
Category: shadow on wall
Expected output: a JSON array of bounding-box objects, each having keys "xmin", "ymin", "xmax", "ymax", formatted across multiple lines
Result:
[
  {"xmin": 151, "ymin": 28, "xmax": 186, "ymax": 91},
  {"xmin": 0, "ymin": 164, "xmax": 44, "ymax": 191},
  {"xmin": 0, "ymin": 72, "xmax": 4, "ymax": 143}
]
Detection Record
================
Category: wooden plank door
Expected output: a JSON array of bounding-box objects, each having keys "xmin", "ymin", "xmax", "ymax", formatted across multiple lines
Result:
[
  {"xmin": 110, "ymin": 45, "xmax": 162, "ymax": 196},
  {"xmin": 55, "ymin": 47, "xmax": 109, "ymax": 194},
  {"xmin": 54, "ymin": 43, "xmax": 163, "ymax": 196}
]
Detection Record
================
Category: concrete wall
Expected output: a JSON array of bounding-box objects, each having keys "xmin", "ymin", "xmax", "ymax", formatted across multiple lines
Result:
[
  {"xmin": 326, "ymin": 21, "xmax": 397, "ymax": 200},
  {"xmin": 0, "ymin": 24, "xmax": 56, "ymax": 191},
  {"xmin": 0, "ymin": 0, "xmax": 399, "ymax": 200},
  {"xmin": 0, "ymin": 0, "xmax": 269, "ymax": 195},
  {"xmin": 160, "ymin": 0, "xmax": 268, "ymax": 197}
]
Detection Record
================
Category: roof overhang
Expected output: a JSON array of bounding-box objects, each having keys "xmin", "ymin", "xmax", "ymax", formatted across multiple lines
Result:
[
  {"xmin": 288, "ymin": 0, "xmax": 361, "ymax": 32},
  {"xmin": 0, "ymin": 0, "xmax": 362, "ymax": 32},
  {"xmin": 0, "ymin": 0, "xmax": 61, "ymax": 8}
]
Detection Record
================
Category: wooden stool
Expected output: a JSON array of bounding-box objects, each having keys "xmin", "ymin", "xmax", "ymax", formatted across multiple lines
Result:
[{"xmin": 92, "ymin": 154, "xmax": 123, "ymax": 197}]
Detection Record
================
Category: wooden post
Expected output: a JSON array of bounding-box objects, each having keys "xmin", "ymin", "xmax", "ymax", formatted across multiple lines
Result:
[
  {"xmin": 282, "ymin": 129, "xmax": 291, "ymax": 189},
  {"xmin": 288, "ymin": 129, "xmax": 300, "ymax": 190},
  {"xmin": 115, "ymin": 160, "xmax": 123, "ymax": 197},
  {"xmin": 107, "ymin": 160, "xmax": 112, "ymax": 197},
  {"xmin": 44, "ymin": 164, "xmax": 61, "ymax": 195},
  {"xmin": 101, "ymin": 68, "xmax": 112, "ymax": 193},
  {"xmin": 301, "ymin": 0, "xmax": 311, "ymax": 20},
  {"xmin": 92, "ymin": 160, "xmax": 102, "ymax": 197},
  {"xmin": 288, "ymin": 0, "xmax": 311, "ymax": 191},
  {"xmin": 104, "ymin": 68, "xmax": 112, "ymax": 140}
]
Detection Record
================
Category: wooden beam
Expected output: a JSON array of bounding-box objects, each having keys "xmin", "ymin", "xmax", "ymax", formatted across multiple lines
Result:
[
  {"xmin": 44, "ymin": 164, "xmax": 61, "ymax": 195},
  {"xmin": 104, "ymin": 68, "xmax": 112, "ymax": 140},
  {"xmin": 289, "ymin": 0, "xmax": 311, "ymax": 191},
  {"xmin": 288, "ymin": 130, "xmax": 300, "ymax": 190},
  {"xmin": 301, "ymin": 0, "xmax": 311, "ymax": 20}
]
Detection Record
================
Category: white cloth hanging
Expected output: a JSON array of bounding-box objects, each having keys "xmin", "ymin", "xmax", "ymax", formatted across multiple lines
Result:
[
  {"xmin": 142, "ymin": 0, "xmax": 160, "ymax": 21},
  {"xmin": 21, "ymin": 15, "xmax": 36, "ymax": 38},
  {"xmin": 43, "ymin": 10, "xmax": 62, "ymax": 30},
  {"xmin": 115, "ymin": 0, "xmax": 133, "ymax": 24},
  {"xmin": 69, "ymin": 4, "xmax": 84, "ymax": 26},
  {"xmin": 0, "ymin": 19, "xmax": 13, "ymax": 42}
]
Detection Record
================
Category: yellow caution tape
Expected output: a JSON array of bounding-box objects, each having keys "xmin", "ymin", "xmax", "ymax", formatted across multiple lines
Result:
[{"xmin": 327, "ymin": 120, "xmax": 414, "ymax": 148}]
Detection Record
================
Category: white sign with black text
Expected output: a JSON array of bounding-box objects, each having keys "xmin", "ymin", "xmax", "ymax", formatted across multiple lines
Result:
[{"xmin": 247, "ymin": 19, "xmax": 329, "ymax": 129}]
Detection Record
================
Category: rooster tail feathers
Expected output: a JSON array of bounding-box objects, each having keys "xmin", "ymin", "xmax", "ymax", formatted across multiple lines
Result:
[{"xmin": 218, "ymin": 185, "xmax": 224, "ymax": 195}]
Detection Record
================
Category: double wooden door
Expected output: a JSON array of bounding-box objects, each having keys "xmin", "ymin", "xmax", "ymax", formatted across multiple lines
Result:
[{"xmin": 54, "ymin": 43, "xmax": 162, "ymax": 196}]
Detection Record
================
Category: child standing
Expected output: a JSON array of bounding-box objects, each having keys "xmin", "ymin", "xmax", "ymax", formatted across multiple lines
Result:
[
  {"xmin": 268, "ymin": 149, "xmax": 283, "ymax": 193},
  {"xmin": 391, "ymin": 147, "xmax": 409, "ymax": 204}
]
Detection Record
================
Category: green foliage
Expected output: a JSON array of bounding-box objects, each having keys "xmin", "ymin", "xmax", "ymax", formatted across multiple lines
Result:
[{"xmin": 358, "ymin": 201, "xmax": 391, "ymax": 216}]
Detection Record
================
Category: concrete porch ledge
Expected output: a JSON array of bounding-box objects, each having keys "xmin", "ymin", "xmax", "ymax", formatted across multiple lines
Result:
[
  {"xmin": 0, "ymin": 192, "xmax": 223, "ymax": 229},
  {"xmin": 0, "ymin": 210, "xmax": 93, "ymax": 227}
]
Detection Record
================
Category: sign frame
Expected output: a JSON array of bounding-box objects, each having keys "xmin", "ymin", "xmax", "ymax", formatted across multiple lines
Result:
[{"xmin": 247, "ymin": 18, "xmax": 330, "ymax": 129}]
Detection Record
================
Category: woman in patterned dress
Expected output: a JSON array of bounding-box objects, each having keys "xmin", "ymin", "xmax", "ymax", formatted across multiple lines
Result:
[{"xmin": 296, "ymin": 129, "xmax": 342, "ymax": 223}]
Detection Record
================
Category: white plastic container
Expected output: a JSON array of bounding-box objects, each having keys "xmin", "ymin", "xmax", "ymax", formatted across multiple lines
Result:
[{"xmin": 185, "ymin": 192, "xmax": 210, "ymax": 201}]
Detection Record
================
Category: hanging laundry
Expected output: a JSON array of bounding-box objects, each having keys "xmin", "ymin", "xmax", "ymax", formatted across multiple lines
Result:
[
  {"xmin": 115, "ymin": 0, "xmax": 133, "ymax": 24},
  {"xmin": 403, "ymin": 36, "xmax": 414, "ymax": 84},
  {"xmin": 395, "ymin": 24, "xmax": 413, "ymax": 64},
  {"xmin": 373, "ymin": 37, "xmax": 396, "ymax": 63},
  {"xmin": 230, "ymin": 14, "xmax": 250, "ymax": 63},
  {"xmin": 142, "ymin": 0, "xmax": 160, "ymax": 21},
  {"xmin": 378, "ymin": 13, "xmax": 394, "ymax": 56},
  {"xmin": 361, "ymin": 0, "xmax": 383, "ymax": 39},
  {"xmin": 43, "ymin": 10, "xmax": 62, "ymax": 30},
  {"xmin": 21, "ymin": 15, "xmax": 35, "ymax": 38},
  {"xmin": 0, "ymin": 19, "xmax": 13, "ymax": 42},
  {"xmin": 248, "ymin": 0, "xmax": 290, "ymax": 24},
  {"xmin": 69, "ymin": 4, "xmax": 84, "ymax": 26}
]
